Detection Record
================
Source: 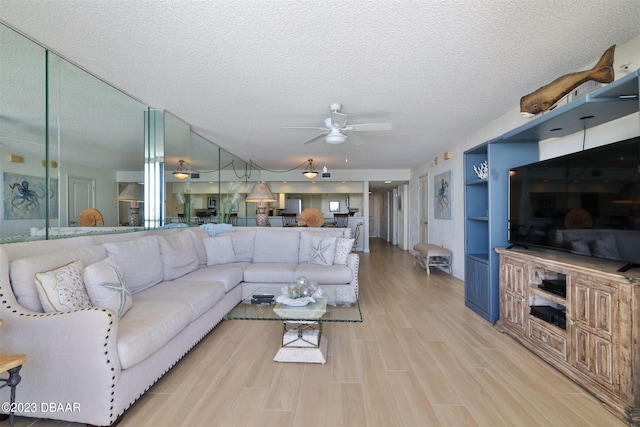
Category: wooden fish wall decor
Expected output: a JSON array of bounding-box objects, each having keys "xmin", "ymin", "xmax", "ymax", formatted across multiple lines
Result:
[{"xmin": 520, "ymin": 45, "xmax": 616, "ymax": 117}]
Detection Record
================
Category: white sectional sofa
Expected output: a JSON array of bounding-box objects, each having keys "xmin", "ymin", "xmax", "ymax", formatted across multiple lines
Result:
[{"xmin": 0, "ymin": 226, "xmax": 358, "ymax": 426}]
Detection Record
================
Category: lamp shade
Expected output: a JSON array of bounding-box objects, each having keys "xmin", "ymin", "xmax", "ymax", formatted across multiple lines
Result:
[
  {"xmin": 246, "ymin": 182, "xmax": 276, "ymax": 204},
  {"xmin": 117, "ymin": 183, "xmax": 143, "ymax": 203}
]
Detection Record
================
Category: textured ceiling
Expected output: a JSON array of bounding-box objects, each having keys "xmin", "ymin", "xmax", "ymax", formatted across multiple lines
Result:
[{"xmin": 1, "ymin": 0, "xmax": 639, "ymax": 175}]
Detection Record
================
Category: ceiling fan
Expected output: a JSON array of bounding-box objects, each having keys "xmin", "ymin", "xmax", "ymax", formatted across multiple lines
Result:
[{"xmin": 283, "ymin": 103, "xmax": 392, "ymax": 145}]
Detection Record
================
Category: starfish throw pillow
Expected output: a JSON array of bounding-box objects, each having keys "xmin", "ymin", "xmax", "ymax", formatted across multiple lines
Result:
[
  {"xmin": 309, "ymin": 236, "xmax": 337, "ymax": 266},
  {"xmin": 84, "ymin": 256, "xmax": 133, "ymax": 318}
]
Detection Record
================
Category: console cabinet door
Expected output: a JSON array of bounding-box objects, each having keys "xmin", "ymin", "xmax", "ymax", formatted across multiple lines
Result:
[
  {"xmin": 500, "ymin": 257, "xmax": 525, "ymax": 331},
  {"xmin": 571, "ymin": 277, "xmax": 619, "ymax": 393},
  {"xmin": 465, "ymin": 257, "xmax": 489, "ymax": 316}
]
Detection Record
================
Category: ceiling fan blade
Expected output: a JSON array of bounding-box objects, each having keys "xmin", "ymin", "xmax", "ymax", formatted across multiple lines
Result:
[
  {"xmin": 303, "ymin": 133, "xmax": 329, "ymax": 145},
  {"xmin": 348, "ymin": 123, "xmax": 393, "ymax": 132},
  {"xmin": 330, "ymin": 111, "xmax": 348, "ymax": 129},
  {"xmin": 345, "ymin": 131, "xmax": 365, "ymax": 146},
  {"xmin": 282, "ymin": 126, "xmax": 328, "ymax": 130}
]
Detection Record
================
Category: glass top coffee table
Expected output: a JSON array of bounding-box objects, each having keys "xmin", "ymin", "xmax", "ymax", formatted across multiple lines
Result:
[{"xmin": 225, "ymin": 285, "xmax": 362, "ymax": 364}]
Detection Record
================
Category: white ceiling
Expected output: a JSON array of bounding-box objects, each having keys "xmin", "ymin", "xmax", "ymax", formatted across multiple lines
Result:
[{"xmin": 1, "ymin": 0, "xmax": 639, "ymax": 176}]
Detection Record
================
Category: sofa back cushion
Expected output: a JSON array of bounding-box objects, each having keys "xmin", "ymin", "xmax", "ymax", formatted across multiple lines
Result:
[
  {"xmin": 252, "ymin": 229, "xmax": 300, "ymax": 263},
  {"xmin": 157, "ymin": 233, "xmax": 198, "ymax": 280},
  {"xmin": 181, "ymin": 228, "xmax": 209, "ymax": 267},
  {"xmin": 203, "ymin": 236, "xmax": 237, "ymax": 265},
  {"xmin": 103, "ymin": 236, "xmax": 163, "ymax": 294},
  {"xmin": 10, "ymin": 245, "xmax": 107, "ymax": 312}
]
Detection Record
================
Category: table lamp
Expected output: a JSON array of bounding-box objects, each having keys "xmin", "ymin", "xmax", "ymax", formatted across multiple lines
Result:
[
  {"xmin": 117, "ymin": 183, "xmax": 143, "ymax": 226},
  {"xmin": 246, "ymin": 182, "xmax": 276, "ymax": 226}
]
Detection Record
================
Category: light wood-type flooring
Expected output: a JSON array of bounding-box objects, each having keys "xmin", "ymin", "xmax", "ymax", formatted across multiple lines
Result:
[{"xmin": 14, "ymin": 238, "xmax": 625, "ymax": 427}]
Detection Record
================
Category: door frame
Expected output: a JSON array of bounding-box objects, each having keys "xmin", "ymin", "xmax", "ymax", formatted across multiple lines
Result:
[
  {"xmin": 67, "ymin": 175, "xmax": 96, "ymax": 226},
  {"xmin": 419, "ymin": 173, "xmax": 429, "ymax": 245}
]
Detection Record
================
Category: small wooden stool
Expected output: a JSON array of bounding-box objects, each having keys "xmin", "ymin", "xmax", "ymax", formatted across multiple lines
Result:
[{"xmin": 413, "ymin": 244, "xmax": 452, "ymax": 276}]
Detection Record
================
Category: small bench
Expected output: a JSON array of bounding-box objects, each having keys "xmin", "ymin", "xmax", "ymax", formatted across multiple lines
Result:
[{"xmin": 413, "ymin": 244, "xmax": 452, "ymax": 276}]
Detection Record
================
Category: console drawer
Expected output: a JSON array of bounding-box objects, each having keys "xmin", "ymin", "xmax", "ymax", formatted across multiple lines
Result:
[{"xmin": 528, "ymin": 318, "xmax": 567, "ymax": 361}]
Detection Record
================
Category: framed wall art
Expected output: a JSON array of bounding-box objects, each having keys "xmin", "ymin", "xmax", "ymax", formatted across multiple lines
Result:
[
  {"xmin": 3, "ymin": 172, "xmax": 58, "ymax": 220},
  {"xmin": 434, "ymin": 170, "xmax": 452, "ymax": 220}
]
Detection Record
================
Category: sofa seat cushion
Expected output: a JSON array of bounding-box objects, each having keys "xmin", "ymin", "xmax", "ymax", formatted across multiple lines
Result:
[
  {"xmin": 133, "ymin": 280, "xmax": 225, "ymax": 321},
  {"xmin": 243, "ymin": 263, "xmax": 297, "ymax": 283},
  {"xmin": 117, "ymin": 300, "xmax": 192, "ymax": 369},
  {"xmin": 294, "ymin": 263, "xmax": 353, "ymax": 284},
  {"xmin": 178, "ymin": 266, "xmax": 244, "ymax": 293}
]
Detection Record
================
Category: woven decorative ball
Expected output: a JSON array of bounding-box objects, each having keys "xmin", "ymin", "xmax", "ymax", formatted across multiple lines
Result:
[
  {"xmin": 564, "ymin": 208, "xmax": 592, "ymax": 229},
  {"xmin": 298, "ymin": 208, "xmax": 324, "ymax": 227},
  {"xmin": 79, "ymin": 208, "xmax": 104, "ymax": 226}
]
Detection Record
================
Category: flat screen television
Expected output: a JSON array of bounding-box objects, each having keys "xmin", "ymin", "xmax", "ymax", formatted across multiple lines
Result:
[{"xmin": 508, "ymin": 136, "xmax": 640, "ymax": 272}]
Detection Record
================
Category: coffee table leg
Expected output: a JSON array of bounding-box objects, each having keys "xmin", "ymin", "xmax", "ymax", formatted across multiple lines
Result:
[{"xmin": 273, "ymin": 321, "xmax": 328, "ymax": 364}]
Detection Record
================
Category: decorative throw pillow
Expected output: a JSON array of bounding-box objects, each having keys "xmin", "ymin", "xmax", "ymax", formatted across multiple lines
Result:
[
  {"xmin": 309, "ymin": 236, "xmax": 337, "ymax": 266},
  {"xmin": 84, "ymin": 257, "xmax": 133, "ymax": 318},
  {"xmin": 203, "ymin": 235, "xmax": 237, "ymax": 265},
  {"xmin": 298, "ymin": 230, "xmax": 344, "ymax": 263},
  {"xmin": 592, "ymin": 236, "xmax": 620, "ymax": 260},
  {"xmin": 570, "ymin": 239, "xmax": 591, "ymax": 256},
  {"xmin": 230, "ymin": 229, "xmax": 256, "ymax": 262},
  {"xmin": 200, "ymin": 223, "xmax": 236, "ymax": 237},
  {"xmin": 334, "ymin": 238, "xmax": 355, "ymax": 265},
  {"xmin": 35, "ymin": 260, "xmax": 92, "ymax": 313}
]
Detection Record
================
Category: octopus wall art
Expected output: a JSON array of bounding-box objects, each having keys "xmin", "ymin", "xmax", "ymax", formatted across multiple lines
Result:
[
  {"xmin": 3, "ymin": 173, "xmax": 58, "ymax": 220},
  {"xmin": 434, "ymin": 170, "xmax": 452, "ymax": 220}
]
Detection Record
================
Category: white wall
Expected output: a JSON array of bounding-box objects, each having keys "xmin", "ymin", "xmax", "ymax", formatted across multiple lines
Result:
[{"xmin": 409, "ymin": 34, "xmax": 640, "ymax": 280}]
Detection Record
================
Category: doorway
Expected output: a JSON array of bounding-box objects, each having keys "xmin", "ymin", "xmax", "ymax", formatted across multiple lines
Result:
[
  {"xmin": 368, "ymin": 193, "xmax": 380, "ymax": 238},
  {"xmin": 419, "ymin": 174, "xmax": 429, "ymax": 244},
  {"xmin": 68, "ymin": 176, "xmax": 95, "ymax": 226}
]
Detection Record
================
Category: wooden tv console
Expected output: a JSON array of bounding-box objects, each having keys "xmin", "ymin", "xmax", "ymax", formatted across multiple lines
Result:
[{"xmin": 495, "ymin": 247, "xmax": 640, "ymax": 426}]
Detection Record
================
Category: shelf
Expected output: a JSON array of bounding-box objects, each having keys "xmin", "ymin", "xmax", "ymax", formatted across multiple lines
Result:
[
  {"xmin": 528, "ymin": 313, "xmax": 567, "ymax": 334},
  {"xmin": 529, "ymin": 285, "xmax": 566, "ymax": 306},
  {"xmin": 498, "ymin": 70, "xmax": 639, "ymax": 144},
  {"xmin": 466, "ymin": 178, "xmax": 487, "ymax": 186},
  {"xmin": 467, "ymin": 216, "xmax": 488, "ymax": 221},
  {"xmin": 467, "ymin": 253, "xmax": 489, "ymax": 263}
]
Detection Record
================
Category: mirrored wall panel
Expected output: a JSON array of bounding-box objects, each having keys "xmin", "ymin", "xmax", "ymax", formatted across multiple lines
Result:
[{"xmin": 0, "ymin": 24, "xmax": 47, "ymax": 239}]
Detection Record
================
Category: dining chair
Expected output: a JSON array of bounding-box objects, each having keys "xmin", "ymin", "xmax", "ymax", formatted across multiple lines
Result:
[
  {"xmin": 334, "ymin": 213, "xmax": 349, "ymax": 228},
  {"xmin": 281, "ymin": 213, "xmax": 298, "ymax": 227}
]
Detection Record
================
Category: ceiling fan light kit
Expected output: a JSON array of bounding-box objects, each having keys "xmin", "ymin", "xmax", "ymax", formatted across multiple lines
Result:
[{"xmin": 325, "ymin": 130, "xmax": 347, "ymax": 144}]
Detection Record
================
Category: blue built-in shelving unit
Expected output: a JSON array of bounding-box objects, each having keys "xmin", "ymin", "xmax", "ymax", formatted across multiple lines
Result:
[{"xmin": 464, "ymin": 69, "xmax": 640, "ymax": 323}]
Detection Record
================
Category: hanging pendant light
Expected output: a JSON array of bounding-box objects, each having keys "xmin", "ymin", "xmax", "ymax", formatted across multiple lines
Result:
[
  {"xmin": 302, "ymin": 159, "xmax": 318, "ymax": 179},
  {"xmin": 173, "ymin": 160, "xmax": 190, "ymax": 179}
]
